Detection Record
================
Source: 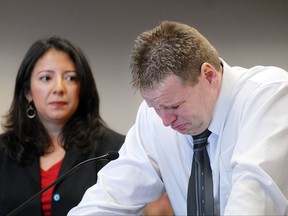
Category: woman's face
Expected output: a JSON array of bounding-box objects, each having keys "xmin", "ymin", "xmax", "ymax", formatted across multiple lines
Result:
[{"xmin": 25, "ymin": 49, "xmax": 81, "ymax": 129}]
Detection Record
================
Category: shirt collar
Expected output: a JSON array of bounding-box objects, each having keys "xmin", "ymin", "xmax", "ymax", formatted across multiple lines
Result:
[{"xmin": 208, "ymin": 59, "xmax": 240, "ymax": 136}]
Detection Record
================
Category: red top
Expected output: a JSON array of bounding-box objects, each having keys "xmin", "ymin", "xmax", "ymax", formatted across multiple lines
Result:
[{"xmin": 40, "ymin": 160, "xmax": 63, "ymax": 216}]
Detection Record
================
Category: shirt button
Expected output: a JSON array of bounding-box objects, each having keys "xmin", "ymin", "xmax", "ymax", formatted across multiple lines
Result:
[{"xmin": 53, "ymin": 193, "xmax": 61, "ymax": 202}]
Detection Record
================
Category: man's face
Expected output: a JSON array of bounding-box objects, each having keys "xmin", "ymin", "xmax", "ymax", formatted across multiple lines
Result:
[{"xmin": 141, "ymin": 64, "xmax": 221, "ymax": 135}]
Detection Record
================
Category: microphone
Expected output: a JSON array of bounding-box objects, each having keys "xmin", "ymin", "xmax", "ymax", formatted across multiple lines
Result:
[{"xmin": 7, "ymin": 151, "xmax": 119, "ymax": 216}]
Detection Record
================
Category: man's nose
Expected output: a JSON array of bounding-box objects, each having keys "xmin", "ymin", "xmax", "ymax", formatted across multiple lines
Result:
[{"xmin": 160, "ymin": 112, "xmax": 177, "ymax": 127}]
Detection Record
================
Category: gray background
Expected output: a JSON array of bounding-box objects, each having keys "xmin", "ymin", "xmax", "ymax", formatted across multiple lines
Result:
[{"xmin": 0, "ymin": 0, "xmax": 287, "ymax": 135}]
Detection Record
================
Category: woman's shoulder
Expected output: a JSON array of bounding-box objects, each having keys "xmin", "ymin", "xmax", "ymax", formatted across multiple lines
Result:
[
  {"xmin": 0, "ymin": 133, "xmax": 8, "ymax": 149},
  {"xmin": 102, "ymin": 127, "xmax": 125, "ymax": 144},
  {"xmin": 94, "ymin": 127, "xmax": 125, "ymax": 153},
  {"xmin": 0, "ymin": 133, "xmax": 10, "ymax": 161}
]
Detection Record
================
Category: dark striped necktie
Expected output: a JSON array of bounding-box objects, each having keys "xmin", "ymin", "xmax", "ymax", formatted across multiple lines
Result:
[{"xmin": 187, "ymin": 129, "xmax": 214, "ymax": 215}]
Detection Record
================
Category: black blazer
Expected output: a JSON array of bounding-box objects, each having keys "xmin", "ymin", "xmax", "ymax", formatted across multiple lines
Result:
[{"xmin": 0, "ymin": 128, "xmax": 125, "ymax": 216}]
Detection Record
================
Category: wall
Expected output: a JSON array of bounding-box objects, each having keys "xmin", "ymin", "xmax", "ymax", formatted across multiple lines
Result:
[{"xmin": 0, "ymin": 0, "xmax": 287, "ymax": 134}]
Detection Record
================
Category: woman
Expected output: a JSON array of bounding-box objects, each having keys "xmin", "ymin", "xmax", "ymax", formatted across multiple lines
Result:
[{"xmin": 0, "ymin": 36, "xmax": 125, "ymax": 216}]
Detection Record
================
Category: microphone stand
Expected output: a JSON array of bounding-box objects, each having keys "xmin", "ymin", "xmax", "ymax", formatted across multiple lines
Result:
[{"xmin": 7, "ymin": 152, "xmax": 119, "ymax": 216}]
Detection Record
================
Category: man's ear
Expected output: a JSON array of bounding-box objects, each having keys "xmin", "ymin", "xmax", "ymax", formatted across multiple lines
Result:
[{"xmin": 200, "ymin": 62, "xmax": 218, "ymax": 85}]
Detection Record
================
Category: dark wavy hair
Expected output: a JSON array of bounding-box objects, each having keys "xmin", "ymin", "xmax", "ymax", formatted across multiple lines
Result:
[{"xmin": 2, "ymin": 36, "xmax": 106, "ymax": 164}]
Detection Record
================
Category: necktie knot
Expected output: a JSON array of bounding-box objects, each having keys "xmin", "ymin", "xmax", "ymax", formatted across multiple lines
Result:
[{"xmin": 192, "ymin": 129, "xmax": 211, "ymax": 151}]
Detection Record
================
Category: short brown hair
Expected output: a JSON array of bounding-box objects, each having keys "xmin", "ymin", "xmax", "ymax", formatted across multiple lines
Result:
[{"xmin": 130, "ymin": 21, "xmax": 221, "ymax": 90}]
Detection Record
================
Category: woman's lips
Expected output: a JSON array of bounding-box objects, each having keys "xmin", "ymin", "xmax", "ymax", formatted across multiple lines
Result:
[{"xmin": 50, "ymin": 101, "xmax": 67, "ymax": 106}]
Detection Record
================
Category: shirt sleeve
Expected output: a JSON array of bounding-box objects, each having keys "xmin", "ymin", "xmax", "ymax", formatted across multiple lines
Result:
[
  {"xmin": 68, "ymin": 101, "xmax": 165, "ymax": 215},
  {"xmin": 225, "ymin": 80, "xmax": 288, "ymax": 215}
]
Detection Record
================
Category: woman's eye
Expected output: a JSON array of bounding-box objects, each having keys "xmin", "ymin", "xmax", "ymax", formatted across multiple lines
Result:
[
  {"xmin": 66, "ymin": 76, "xmax": 79, "ymax": 82},
  {"xmin": 40, "ymin": 76, "xmax": 50, "ymax": 81}
]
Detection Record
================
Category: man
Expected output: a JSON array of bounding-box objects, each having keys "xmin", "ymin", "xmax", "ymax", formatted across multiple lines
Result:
[{"xmin": 68, "ymin": 21, "xmax": 288, "ymax": 215}]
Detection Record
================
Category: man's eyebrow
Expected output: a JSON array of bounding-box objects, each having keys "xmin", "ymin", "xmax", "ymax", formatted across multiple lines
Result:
[
  {"xmin": 159, "ymin": 100, "xmax": 183, "ymax": 109},
  {"xmin": 160, "ymin": 93, "xmax": 190, "ymax": 109}
]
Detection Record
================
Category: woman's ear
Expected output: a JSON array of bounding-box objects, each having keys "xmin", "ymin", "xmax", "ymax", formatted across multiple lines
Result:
[{"xmin": 25, "ymin": 89, "xmax": 32, "ymax": 102}]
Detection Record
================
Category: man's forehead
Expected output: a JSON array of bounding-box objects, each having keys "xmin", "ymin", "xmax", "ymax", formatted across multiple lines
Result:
[{"xmin": 142, "ymin": 87, "xmax": 190, "ymax": 109}]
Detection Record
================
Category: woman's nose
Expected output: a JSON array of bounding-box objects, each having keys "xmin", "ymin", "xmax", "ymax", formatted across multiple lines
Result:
[{"xmin": 53, "ymin": 78, "xmax": 65, "ymax": 95}]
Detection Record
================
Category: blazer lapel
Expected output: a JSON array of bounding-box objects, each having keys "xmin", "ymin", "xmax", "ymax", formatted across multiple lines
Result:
[{"xmin": 25, "ymin": 157, "xmax": 41, "ymax": 188}]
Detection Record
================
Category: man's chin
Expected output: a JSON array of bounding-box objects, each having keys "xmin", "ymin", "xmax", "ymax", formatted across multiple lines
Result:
[
  {"xmin": 172, "ymin": 125, "xmax": 205, "ymax": 135},
  {"xmin": 172, "ymin": 126, "xmax": 191, "ymax": 135}
]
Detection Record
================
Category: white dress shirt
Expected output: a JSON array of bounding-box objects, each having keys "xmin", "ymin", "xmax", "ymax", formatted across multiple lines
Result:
[{"xmin": 68, "ymin": 60, "xmax": 288, "ymax": 215}]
